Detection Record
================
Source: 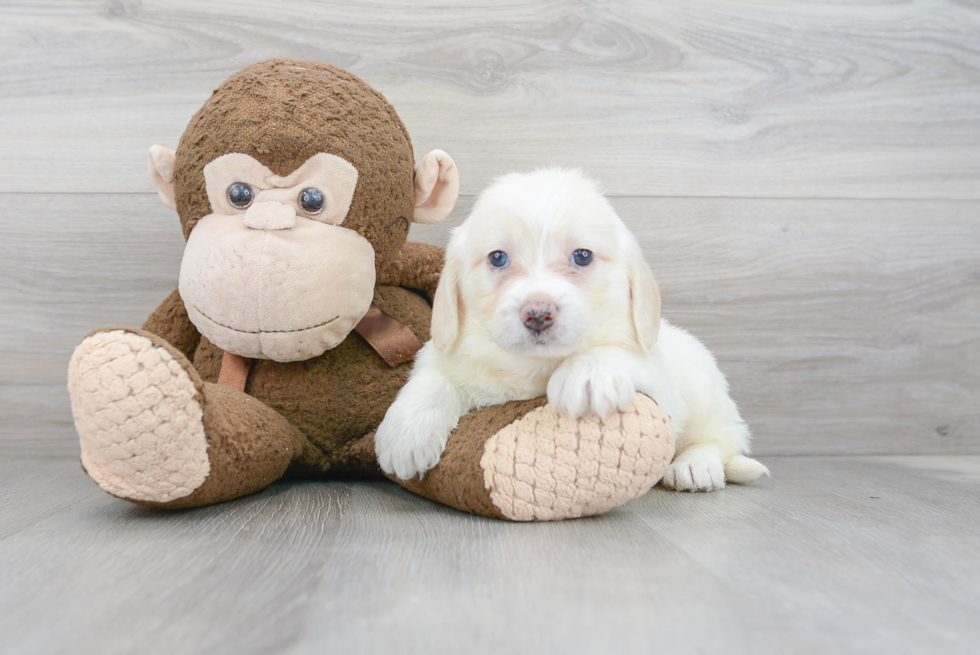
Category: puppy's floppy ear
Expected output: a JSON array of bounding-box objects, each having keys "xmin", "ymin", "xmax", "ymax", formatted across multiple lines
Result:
[
  {"xmin": 431, "ymin": 246, "xmax": 462, "ymax": 350},
  {"xmin": 413, "ymin": 150, "xmax": 459, "ymax": 225},
  {"xmin": 628, "ymin": 245, "xmax": 661, "ymax": 352},
  {"xmin": 148, "ymin": 145, "xmax": 177, "ymax": 211}
]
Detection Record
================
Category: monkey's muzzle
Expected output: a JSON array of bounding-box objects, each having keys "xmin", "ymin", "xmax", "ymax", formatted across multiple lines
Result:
[{"xmin": 179, "ymin": 213, "xmax": 376, "ymax": 362}]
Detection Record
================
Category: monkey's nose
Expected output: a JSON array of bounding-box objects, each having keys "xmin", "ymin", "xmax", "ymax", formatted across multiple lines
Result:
[
  {"xmin": 520, "ymin": 293, "xmax": 558, "ymax": 333},
  {"xmin": 243, "ymin": 201, "xmax": 296, "ymax": 231}
]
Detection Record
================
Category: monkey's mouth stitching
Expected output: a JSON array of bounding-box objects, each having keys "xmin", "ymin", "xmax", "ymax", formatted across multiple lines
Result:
[{"xmin": 194, "ymin": 306, "xmax": 340, "ymax": 334}]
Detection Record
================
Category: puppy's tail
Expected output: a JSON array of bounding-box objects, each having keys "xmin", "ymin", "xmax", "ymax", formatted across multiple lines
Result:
[{"xmin": 724, "ymin": 456, "xmax": 770, "ymax": 485}]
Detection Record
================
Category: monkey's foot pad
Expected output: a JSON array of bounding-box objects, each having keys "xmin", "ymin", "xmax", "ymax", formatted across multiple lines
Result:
[
  {"xmin": 481, "ymin": 394, "xmax": 675, "ymax": 521},
  {"xmin": 68, "ymin": 330, "xmax": 210, "ymax": 503}
]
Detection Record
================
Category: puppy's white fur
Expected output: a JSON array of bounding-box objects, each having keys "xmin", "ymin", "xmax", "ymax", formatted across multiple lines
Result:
[{"xmin": 376, "ymin": 168, "xmax": 768, "ymax": 491}]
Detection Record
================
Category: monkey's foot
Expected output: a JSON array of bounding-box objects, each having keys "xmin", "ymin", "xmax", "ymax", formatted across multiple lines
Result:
[
  {"xmin": 481, "ymin": 394, "xmax": 675, "ymax": 520},
  {"xmin": 68, "ymin": 329, "xmax": 210, "ymax": 503},
  {"xmin": 389, "ymin": 393, "xmax": 675, "ymax": 521}
]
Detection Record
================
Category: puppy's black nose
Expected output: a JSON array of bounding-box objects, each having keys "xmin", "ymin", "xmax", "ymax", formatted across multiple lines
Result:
[{"xmin": 521, "ymin": 294, "xmax": 558, "ymax": 333}]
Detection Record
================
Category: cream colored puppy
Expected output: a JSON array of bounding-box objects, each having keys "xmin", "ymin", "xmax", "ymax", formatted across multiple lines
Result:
[{"xmin": 375, "ymin": 168, "xmax": 768, "ymax": 491}]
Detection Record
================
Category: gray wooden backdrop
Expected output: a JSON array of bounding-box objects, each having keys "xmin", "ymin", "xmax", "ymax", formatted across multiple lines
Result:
[{"xmin": 1, "ymin": 0, "xmax": 978, "ymax": 457}]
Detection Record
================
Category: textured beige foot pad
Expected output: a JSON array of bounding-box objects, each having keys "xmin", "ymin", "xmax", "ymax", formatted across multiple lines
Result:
[
  {"xmin": 390, "ymin": 394, "xmax": 675, "ymax": 522},
  {"xmin": 68, "ymin": 330, "xmax": 210, "ymax": 503},
  {"xmin": 481, "ymin": 394, "xmax": 675, "ymax": 521}
]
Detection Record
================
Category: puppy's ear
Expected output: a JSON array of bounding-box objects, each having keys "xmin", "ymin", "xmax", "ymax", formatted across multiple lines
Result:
[
  {"xmin": 431, "ymin": 248, "xmax": 462, "ymax": 350},
  {"xmin": 148, "ymin": 145, "xmax": 177, "ymax": 211},
  {"xmin": 413, "ymin": 150, "xmax": 459, "ymax": 225},
  {"xmin": 628, "ymin": 246, "xmax": 661, "ymax": 352}
]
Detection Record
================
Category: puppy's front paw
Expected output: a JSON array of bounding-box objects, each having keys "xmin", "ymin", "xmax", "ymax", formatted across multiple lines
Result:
[
  {"xmin": 547, "ymin": 355, "xmax": 636, "ymax": 418},
  {"xmin": 662, "ymin": 447, "xmax": 726, "ymax": 492},
  {"xmin": 375, "ymin": 402, "xmax": 455, "ymax": 481}
]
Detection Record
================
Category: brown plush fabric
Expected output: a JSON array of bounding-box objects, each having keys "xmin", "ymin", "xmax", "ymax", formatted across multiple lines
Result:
[
  {"xmin": 378, "ymin": 241, "xmax": 446, "ymax": 301},
  {"xmin": 141, "ymin": 288, "xmax": 201, "ymax": 361},
  {"xmin": 373, "ymin": 285, "xmax": 433, "ymax": 343},
  {"xmin": 288, "ymin": 431, "xmax": 381, "ymax": 482},
  {"xmin": 139, "ymin": 382, "xmax": 309, "ymax": 510},
  {"xmin": 189, "ymin": 285, "xmax": 429, "ymax": 478},
  {"xmin": 388, "ymin": 398, "xmax": 549, "ymax": 519},
  {"xmin": 172, "ymin": 59, "xmax": 416, "ymax": 275}
]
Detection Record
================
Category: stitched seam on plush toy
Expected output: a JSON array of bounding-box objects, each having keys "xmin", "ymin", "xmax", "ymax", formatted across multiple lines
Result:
[{"xmin": 194, "ymin": 306, "xmax": 340, "ymax": 334}]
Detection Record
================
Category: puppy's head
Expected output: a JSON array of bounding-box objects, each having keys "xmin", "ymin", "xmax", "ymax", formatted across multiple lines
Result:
[{"xmin": 432, "ymin": 168, "xmax": 660, "ymax": 358}]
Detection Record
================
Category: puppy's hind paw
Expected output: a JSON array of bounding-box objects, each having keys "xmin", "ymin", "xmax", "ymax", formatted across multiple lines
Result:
[{"xmin": 662, "ymin": 447, "xmax": 726, "ymax": 492}]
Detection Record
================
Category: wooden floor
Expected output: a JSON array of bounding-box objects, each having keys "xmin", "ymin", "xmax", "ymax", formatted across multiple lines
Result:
[
  {"xmin": 2, "ymin": 1, "xmax": 978, "ymax": 653},
  {"xmin": 1, "ymin": 455, "xmax": 978, "ymax": 654}
]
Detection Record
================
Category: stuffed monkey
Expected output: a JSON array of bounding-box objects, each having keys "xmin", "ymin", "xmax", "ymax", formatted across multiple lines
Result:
[{"xmin": 67, "ymin": 59, "xmax": 674, "ymax": 519}]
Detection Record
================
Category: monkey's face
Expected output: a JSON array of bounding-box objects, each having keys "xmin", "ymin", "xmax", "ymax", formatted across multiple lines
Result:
[{"xmin": 178, "ymin": 153, "xmax": 375, "ymax": 362}]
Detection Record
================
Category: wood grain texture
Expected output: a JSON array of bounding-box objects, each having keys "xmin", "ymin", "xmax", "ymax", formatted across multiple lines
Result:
[
  {"xmin": 2, "ymin": 3, "xmax": 978, "ymax": 653},
  {"xmin": 1, "ymin": 456, "xmax": 978, "ymax": 654},
  {"xmin": 1, "ymin": 0, "xmax": 979, "ymax": 197},
  {"xmin": 4, "ymin": 193, "xmax": 976, "ymax": 456}
]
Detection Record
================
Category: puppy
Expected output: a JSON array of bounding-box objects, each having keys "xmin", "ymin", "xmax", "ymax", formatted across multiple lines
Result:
[{"xmin": 375, "ymin": 168, "xmax": 768, "ymax": 491}]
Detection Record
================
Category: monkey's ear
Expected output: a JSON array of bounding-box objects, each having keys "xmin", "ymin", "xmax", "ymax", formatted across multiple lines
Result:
[
  {"xmin": 148, "ymin": 145, "xmax": 177, "ymax": 211},
  {"xmin": 413, "ymin": 150, "xmax": 459, "ymax": 225}
]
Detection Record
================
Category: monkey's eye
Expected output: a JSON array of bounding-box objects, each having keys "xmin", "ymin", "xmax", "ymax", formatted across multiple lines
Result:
[
  {"xmin": 572, "ymin": 249, "xmax": 593, "ymax": 266},
  {"xmin": 488, "ymin": 251, "xmax": 509, "ymax": 269},
  {"xmin": 227, "ymin": 183, "xmax": 254, "ymax": 209},
  {"xmin": 299, "ymin": 187, "xmax": 326, "ymax": 215}
]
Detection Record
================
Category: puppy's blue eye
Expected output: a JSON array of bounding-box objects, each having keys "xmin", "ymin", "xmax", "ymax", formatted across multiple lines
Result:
[
  {"xmin": 572, "ymin": 249, "xmax": 593, "ymax": 266},
  {"xmin": 227, "ymin": 183, "xmax": 253, "ymax": 209},
  {"xmin": 488, "ymin": 251, "xmax": 509, "ymax": 268}
]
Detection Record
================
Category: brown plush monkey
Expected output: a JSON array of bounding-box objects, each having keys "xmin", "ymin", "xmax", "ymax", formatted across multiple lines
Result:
[{"xmin": 67, "ymin": 59, "xmax": 674, "ymax": 519}]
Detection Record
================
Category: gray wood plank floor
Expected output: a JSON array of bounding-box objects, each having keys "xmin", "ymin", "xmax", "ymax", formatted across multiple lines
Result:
[{"xmin": 1, "ymin": 455, "xmax": 978, "ymax": 655}]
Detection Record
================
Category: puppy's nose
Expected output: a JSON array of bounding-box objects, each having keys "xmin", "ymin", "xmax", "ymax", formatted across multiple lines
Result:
[{"xmin": 521, "ymin": 294, "xmax": 558, "ymax": 333}]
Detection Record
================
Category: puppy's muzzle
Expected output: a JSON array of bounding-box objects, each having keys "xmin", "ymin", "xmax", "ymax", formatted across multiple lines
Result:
[{"xmin": 521, "ymin": 294, "xmax": 558, "ymax": 334}]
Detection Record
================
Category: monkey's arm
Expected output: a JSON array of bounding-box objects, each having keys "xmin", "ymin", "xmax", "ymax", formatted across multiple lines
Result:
[
  {"xmin": 141, "ymin": 288, "xmax": 202, "ymax": 360},
  {"xmin": 378, "ymin": 241, "xmax": 445, "ymax": 302}
]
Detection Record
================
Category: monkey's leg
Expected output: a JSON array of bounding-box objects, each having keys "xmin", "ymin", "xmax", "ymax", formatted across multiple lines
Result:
[
  {"xmin": 68, "ymin": 329, "xmax": 306, "ymax": 509},
  {"xmin": 381, "ymin": 394, "xmax": 676, "ymax": 521}
]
